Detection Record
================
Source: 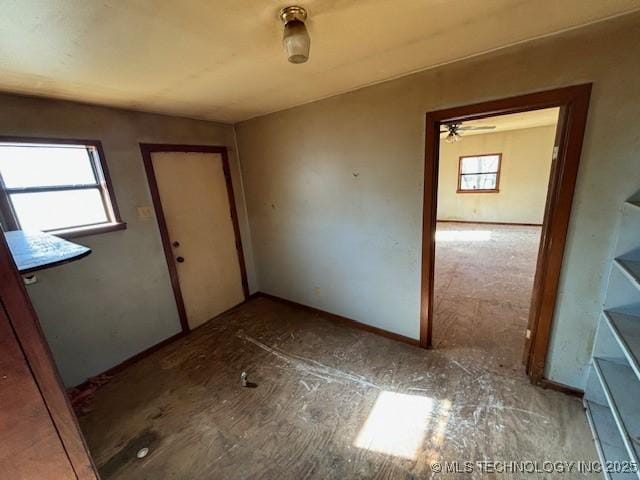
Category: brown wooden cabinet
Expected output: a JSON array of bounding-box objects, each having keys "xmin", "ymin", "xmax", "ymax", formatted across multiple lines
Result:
[
  {"xmin": 0, "ymin": 304, "xmax": 78, "ymax": 478},
  {"xmin": 0, "ymin": 232, "xmax": 97, "ymax": 479}
]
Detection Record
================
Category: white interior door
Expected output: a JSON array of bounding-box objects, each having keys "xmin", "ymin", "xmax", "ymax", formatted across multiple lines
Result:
[{"xmin": 152, "ymin": 151, "xmax": 245, "ymax": 329}]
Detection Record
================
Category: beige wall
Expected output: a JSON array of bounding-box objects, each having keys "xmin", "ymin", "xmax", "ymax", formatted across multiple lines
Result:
[
  {"xmin": 0, "ymin": 94, "xmax": 256, "ymax": 386},
  {"xmin": 437, "ymin": 126, "xmax": 556, "ymax": 224},
  {"xmin": 236, "ymin": 13, "xmax": 640, "ymax": 389}
]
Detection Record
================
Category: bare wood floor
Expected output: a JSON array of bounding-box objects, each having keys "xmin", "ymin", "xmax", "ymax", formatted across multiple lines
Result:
[
  {"xmin": 79, "ymin": 295, "xmax": 597, "ymax": 479},
  {"xmin": 434, "ymin": 222, "xmax": 542, "ymax": 375}
]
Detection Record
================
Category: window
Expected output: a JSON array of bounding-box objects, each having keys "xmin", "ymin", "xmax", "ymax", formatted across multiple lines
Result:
[
  {"xmin": 457, "ymin": 153, "xmax": 501, "ymax": 193},
  {"xmin": 0, "ymin": 139, "xmax": 125, "ymax": 237}
]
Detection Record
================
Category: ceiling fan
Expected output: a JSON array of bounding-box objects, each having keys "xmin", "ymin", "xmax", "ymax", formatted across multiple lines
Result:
[{"xmin": 440, "ymin": 122, "xmax": 496, "ymax": 143}]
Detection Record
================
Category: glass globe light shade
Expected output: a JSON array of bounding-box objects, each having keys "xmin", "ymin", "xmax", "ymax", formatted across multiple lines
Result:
[{"xmin": 283, "ymin": 19, "xmax": 310, "ymax": 64}]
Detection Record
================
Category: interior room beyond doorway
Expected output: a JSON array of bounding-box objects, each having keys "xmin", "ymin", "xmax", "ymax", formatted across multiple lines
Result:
[{"xmin": 433, "ymin": 108, "xmax": 559, "ymax": 374}]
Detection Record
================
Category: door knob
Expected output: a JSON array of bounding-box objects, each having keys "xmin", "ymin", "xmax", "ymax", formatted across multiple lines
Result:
[
  {"xmin": 176, "ymin": 256, "xmax": 185, "ymax": 263},
  {"xmin": 172, "ymin": 241, "xmax": 180, "ymax": 247}
]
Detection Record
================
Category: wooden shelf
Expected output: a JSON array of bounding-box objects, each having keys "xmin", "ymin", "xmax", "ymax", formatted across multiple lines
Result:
[
  {"xmin": 584, "ymin": 400, "xmax": 638, "ymax": 480},
  {"xmin": 615, "ymin": 258, "xmax": 640, "ymax": 291},
  {"xmin": 4, "ymin": 230, "xmax": 91, "ymax": 274},
  {"xmin": 593, "ymin": 357, "xmax": 640, "ymax": 469},
  {"xmin": 605, "ymin": 310, "xmax": 640, "ymax": 381}
]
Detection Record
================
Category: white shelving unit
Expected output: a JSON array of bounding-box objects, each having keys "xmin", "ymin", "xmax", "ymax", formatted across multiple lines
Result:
[{"xmin": 585, "ymin": 200, "xmax": 640, "ymax": 479}]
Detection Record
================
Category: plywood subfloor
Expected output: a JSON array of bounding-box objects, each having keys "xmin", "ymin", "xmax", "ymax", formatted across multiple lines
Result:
[
  {"xmin": 434, "ymin": 222, "xmax": 542, "ymax": 375},
  {"xmin": 78, "ymin": 295, "xmax": 597, "ymax": 479}
]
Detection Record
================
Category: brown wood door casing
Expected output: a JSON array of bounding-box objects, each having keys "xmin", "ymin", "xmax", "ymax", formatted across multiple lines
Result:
[
  {"xmin": 140, "ymin": 144, "xmax": 250, "ymax": 334},
  {"xmin": 421, "ymin": 84, "xmax": 592, "ymax": 386}
]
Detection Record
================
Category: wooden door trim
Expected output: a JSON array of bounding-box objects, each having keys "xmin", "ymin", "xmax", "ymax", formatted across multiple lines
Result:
[
  {"xmin": 140, "ymin": 144, "xmax": 250, "ymax": 333},
  {"xmin": 0, "ymin": 230, "xmax": 98, "ymax": 478},
  {"xmin": 421, "ymin": 84, "xmax": 592, "ymax": 385}
]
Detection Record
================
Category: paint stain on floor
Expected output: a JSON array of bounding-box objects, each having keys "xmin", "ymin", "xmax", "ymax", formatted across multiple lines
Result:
[{"xmin": 78, "ymin": 295, "xmax": 597, "ymax": 479}]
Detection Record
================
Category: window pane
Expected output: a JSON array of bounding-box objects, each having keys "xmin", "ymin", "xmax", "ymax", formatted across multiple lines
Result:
[
  {"xmin": 460, "ymin": 173, "xmax": 497, "ymax": 191},
  {"xmin": 0, "ymin": 145, "xmax": 97, "ymax": 188},
  {"xmin": 460, "ymin": 155, "xmax": 499, "ymax": 174},
  {"xmin": 10, "ymin": 189, "xmax": 108, "ymax": 231}
]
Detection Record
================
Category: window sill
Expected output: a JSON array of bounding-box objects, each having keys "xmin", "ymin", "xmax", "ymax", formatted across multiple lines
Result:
[
  {"xmin": 456, "ymin": 189, "xmax": 500, "ymax": 194},
  {"xmin": 52, "ymin": 222, "xmax": 127, "ymax": 240}
]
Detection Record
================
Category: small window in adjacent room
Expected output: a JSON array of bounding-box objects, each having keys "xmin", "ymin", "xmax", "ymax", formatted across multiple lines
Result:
[
  {"xmin": 457, "ymin": 153, "xmax": 501, "ymax": 193},
  {"xmin": 0, "ymin": 140, "xmax": 125, "ymax": 237}
]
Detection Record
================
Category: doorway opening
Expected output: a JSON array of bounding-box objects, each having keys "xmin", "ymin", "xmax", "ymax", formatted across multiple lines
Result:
[
  {"xmin": 433, "ymin": 108, "xmax": 559, "ymax": 376},
  {"xmin": 420, "ymin": 85, "xmax": 592, "ymax": 387}
]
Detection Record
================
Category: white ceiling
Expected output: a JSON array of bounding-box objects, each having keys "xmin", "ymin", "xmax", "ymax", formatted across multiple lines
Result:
[{"xmin": 1, "ymin": 1, "xmax": 639, "ymax": 123}]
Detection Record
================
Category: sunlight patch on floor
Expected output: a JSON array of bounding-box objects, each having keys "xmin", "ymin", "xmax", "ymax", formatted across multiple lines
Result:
[
  {"xmin": 436, "ymin": 229, "xmax": 492, "ymax": 242},
  {"xmin": 355, "ymin": 391, "xmax": 445, "ymax": 460}
]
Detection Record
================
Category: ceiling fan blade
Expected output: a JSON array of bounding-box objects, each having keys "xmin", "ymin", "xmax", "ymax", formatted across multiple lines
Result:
[{"xmin": 458, "ymin": 125, "xmax": 496, "ymax": 130}]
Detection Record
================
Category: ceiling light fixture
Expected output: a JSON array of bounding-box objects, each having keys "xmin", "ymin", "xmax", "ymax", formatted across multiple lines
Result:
[
  {"xmin": 280, "ymin": 6, "xmax": 310, "ymax": 64},
  {"xmin": 444, "ymin": 124, "xmax": 462, "ymax": 143},
  {"xmin": 445, "ymin": 131, "xmax": 461, "ymax": 143}
]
